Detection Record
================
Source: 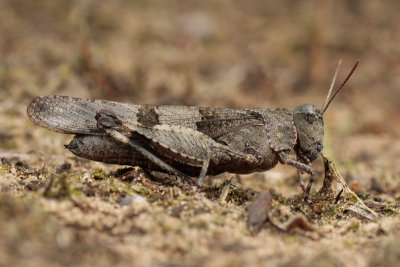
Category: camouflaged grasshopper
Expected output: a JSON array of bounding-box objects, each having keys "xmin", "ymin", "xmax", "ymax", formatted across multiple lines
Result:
[{"xmin": 27, "ymin": 61, "xmax": 358, "ymax": 200}]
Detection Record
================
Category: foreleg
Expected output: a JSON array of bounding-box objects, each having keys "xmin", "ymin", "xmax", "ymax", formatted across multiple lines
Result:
[{"xmin": 278, "ymin": 152, "xmax": 315, "ymax": 201}]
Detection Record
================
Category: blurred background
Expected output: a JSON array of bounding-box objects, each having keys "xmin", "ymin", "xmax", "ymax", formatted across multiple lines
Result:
[{"xmin": 1, "ymin": 1, "xmax": 400, "ymax": 266}]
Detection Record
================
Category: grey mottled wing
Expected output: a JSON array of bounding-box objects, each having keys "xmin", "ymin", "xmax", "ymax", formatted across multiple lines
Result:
[
  {"xmin": 194, "ymin": 109, "xmax": 264, "ymax": 138},
  {"xmin": 27, "ymin": 95, "xmax": 140, "ymax": 135},
  {"xmin": 27, "ymin": 95, "xmax": 264, "ymax": 137}
]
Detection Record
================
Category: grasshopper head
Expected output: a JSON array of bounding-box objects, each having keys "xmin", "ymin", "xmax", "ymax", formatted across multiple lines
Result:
[
  {"xmin": 293, "ymin": 104, "xmax": 324, "ymax": 162},
  {"xmin": 294, "ymin": 61, "xmax": 359, "ymax": 163}
]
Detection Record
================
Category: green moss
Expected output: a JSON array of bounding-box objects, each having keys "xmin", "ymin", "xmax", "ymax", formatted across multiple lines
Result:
[
  {"xmin": 354, "ymin": 191, "xmax": 372, "ymax": 200},
  {"xmin": 0, "ymin": 163, "xmax": 13, "ymax": 173},
  {"xmin": 39, "ymin": 169, "xmax": 154, "ymax": 201},
  {"xmin": 271, "ymin": 189, "xmax": 289, "ymax": 205},
  {"xmin": 105, "ymin": 177, "xmax": 152, "ymax": 198},
  {"xmin": 92, "ymin": 169, "xmax": 108, "ymax": 180},
  {"xmin": 43, "ymin": 173, "xmax": 72, "ymax": 199},
  {"xmin": 372, "ymin": 202, "xmax": 399, "ymax": 216},
  {"xmin": 226, "ymin": 186, "xmax": 255, "ymax": 205}
]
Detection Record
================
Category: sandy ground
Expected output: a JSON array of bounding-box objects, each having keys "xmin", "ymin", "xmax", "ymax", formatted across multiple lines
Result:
[{"xmin": 1, "ymin": 1, "xmax": 400, "ymax": 266}]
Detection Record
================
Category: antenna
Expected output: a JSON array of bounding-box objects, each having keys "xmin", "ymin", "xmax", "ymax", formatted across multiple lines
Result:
[
  {"xmin": 322, "ymin": 59, "xmax": 342, "ymax": 112},
  {"xmin": 322, "ymin": 61, "xmax": 359, "ymax": 114}
]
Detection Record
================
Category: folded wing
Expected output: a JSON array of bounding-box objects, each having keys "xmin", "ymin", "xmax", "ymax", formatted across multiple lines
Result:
[{"xmin": 27, "ymin": 95, "xmax": 264, "ymax": 137}]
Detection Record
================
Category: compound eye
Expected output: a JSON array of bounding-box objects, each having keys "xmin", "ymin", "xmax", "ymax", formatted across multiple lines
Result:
[
  {"xmin": 317, "ymin": 142, "xmax": 323, "ymax": 152},
  {"xmin": 304, "ymin": 112, "xmax": 316, "ymax": 124}
]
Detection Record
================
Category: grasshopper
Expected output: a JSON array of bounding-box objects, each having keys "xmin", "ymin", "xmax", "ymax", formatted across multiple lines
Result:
[{"xmin": 27, "ymin": 61, "xmax": 358, "ymax": 200}]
